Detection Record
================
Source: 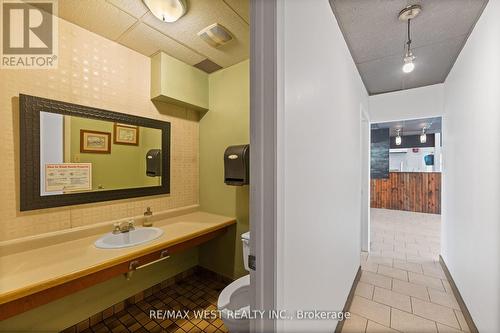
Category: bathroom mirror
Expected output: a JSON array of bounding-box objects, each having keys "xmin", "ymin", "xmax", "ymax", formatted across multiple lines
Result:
[{"xmin": 19, "ymin": 94, "xmax": 171, "ymax": 211}]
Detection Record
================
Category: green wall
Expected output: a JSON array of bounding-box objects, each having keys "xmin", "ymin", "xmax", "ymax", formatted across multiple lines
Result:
[
  {"xmin": 68, "ymin": 117, "xmax": 162, "ymax": 191},
  {"xmin": 198, "ymin": 60, "xmax": 250, "ymax": 279}
]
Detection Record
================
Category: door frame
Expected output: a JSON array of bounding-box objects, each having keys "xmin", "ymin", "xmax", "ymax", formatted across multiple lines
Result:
[
  {"xmin": 360, "ymin": 106, "xmax": 371, "ymax": 252},
  {"xmin": 250, "ymin": 0, "xmax": 278, "ymax": 332},
  {"xmin": 368, "ymin": 115, "xmax": 444, "ymax": 218}
]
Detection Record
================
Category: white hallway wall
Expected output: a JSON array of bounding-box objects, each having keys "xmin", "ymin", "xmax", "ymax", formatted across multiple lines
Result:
[
  {"xmin": 366, "ymin": 1, "xmax": 499, "ymax": 331},
  {"xmin": 369, "ymin": 84, "xmax": 444, "ymax": 123},
  {"xmin": 276, "ymin": 0, "xmax": 368, "ymax": 331},
  {"xmin": 441, "ymin": 0, "xmax": 500, "ymax": 331}
]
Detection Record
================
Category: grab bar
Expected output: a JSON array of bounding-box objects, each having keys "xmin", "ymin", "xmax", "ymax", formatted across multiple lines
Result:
[{"xmin": 125, "ymin": 249, "xmax": 170, "ymax": 280}]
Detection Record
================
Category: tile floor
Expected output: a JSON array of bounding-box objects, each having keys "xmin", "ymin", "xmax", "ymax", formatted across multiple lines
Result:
[
  {"xmin": 343, "ymin": 208, "xmax": 470, "ymax": 333},
  {"xmin": 74, "ymin": 270, "xmax": 229, "ymax": 333}
]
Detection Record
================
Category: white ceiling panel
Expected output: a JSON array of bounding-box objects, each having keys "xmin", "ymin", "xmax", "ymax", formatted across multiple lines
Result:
[
  {"xmin": 106, "ymin": 0, "xmax": 149, "ymax": 18},
  {"xmin": 58, "ymin": 0, "xmax": 137, "ymax": 41},
  {"xmin": 119, "ymin": 22, "xmax": 205, "ymax": 63},
  {"xmin": 56, "ymin": 0, "xmax": 249, "ymax": 72},
  {"xmin": 142, "ymin": 0, "xmax": 249, "ymax": 68},
  {"xmin": 358, "ymin": 35, "xmax": 466, "ymax": 94},
  {"xmin": 223, "ymin": 0, "xmax": 250, "ymax": 24}
]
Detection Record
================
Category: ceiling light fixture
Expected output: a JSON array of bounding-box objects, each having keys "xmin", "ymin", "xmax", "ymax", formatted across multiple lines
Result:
[
  {"xmin": 420, "ymin": 128, "xmax": 427, "ymax": 143},
  {"xmin": 399, "ymin": 5, "xmax": 421, "ymax": 74},
  {"xmin": 143, "ymin": 0, "xmax": 187, "ymax": 23},
  {"xmin": 395, "ymin": 129, "xmax": 402, "ymax": 146}
]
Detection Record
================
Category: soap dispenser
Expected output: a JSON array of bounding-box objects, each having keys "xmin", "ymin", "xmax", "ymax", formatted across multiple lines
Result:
[{"xmin": 143, "ymin": 207, "xmax": 153, "ymax": 227}]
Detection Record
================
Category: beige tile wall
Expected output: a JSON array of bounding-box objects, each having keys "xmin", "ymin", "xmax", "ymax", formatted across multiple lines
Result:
[{"xmin": 0, "ymin": 18, "xmax": 199, "ymax": 241}]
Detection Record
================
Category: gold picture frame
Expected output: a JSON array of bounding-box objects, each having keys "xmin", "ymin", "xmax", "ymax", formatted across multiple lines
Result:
[
  {"xmin": 80, "ymin": 130, "xmax": 111, "ymax": 154},
  {"xmin": 114, "ymin": 123, "xmax": 139, "ymax": 146}
]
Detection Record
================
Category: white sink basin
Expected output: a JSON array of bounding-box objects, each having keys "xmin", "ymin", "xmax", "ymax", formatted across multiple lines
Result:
[{"xmin": 94, "ymin": 227, "xmax": 164, "ymax": 249}]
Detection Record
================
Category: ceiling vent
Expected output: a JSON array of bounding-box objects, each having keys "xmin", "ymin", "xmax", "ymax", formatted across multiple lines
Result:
[
  {"xmin": 197, "ymin": 23, "xmax": 233, "ymax": 48},
  {"xmin": 194, "ymin": 59, "xmax": 223, "ymax": 73}
]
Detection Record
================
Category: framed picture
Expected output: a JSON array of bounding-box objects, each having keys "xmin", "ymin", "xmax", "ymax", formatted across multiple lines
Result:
[
  {"xmin": 114, "ymin": 123, "xmax": 139, "ymax": 146},
  {"xmin": 80, "ymin": 130, "xmax": 111, "ymax": 154}
]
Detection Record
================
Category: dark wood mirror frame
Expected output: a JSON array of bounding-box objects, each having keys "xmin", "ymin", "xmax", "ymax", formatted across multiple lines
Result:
[{"xmin": 19, "ymin": 94, "xmax": 171, "ymax": 211}]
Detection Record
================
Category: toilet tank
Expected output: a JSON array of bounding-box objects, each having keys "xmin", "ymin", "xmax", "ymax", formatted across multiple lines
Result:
[{"xmin": 241, "ymin": 232, "xmax": 250, "ymax": 271}]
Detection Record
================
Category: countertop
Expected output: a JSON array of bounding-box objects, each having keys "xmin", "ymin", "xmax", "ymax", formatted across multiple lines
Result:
[{"xmin": 0, "ymin": 211, "xmax": 236, "ymax": 305}]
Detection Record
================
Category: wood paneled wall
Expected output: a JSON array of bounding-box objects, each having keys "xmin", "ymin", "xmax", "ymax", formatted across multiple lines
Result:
[{"xmin": 371, "ymin": 172, "xmax": 441, "ymax": 214}]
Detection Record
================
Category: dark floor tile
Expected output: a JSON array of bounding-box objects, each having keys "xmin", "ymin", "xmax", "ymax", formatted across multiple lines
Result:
[
  {"xmin": 174, "ymin": 318, "xmax": 188, "ymax": 328},
  {"xmin": 121, "ymin": 315, "xmax": 138, "ymax": 327},
  {"xmin": 127, "ymin": 322, "xmax": 142, "ymax": 333},
  {"xmin": 163, "ymin": 324, "xmax": 182, "ymax": 333},
  {"xmin": 126, "ymin": 305, "xmax": 142, "ymax": 316},
  {"xmin": 188, "ymin": 327, "xmax": 202, "ymax": 333},
  {"xmin": 196, "ymin": 321, "xmax": 209, "ymax": 331},
  {"xmin": 202, "ymin": 324, "xmax": 218, "ymax": 333},
  {"xmin": 111, "ymin": 324, "xmax": 128, "ymax": 333},
  {"xmin": 78, "ymin": 271, "xmax": 230, "ymax": 333},
  {"xmin": 91, "ymin": 323, "xmax": 110, "ymax": 333},
  {"xmin": 132, "ymin": 328, "xmax": 149, "ymax": 333},
  {"xmin": 103, "ymin": 316, "xmax": 117, "ymax": 326},
  {"xmin": 145, "ymin": 295, "xmax": 156, "ymax": 303},
  {"xmin": 159, "ymin": 319, "xmax": 175, "ymax": 329},
  {"xmin": 105, "ymin": 319, "xmax": 122, "ymax": 330},
  {"xmin": 143, "ymin": 320, "xmax": 159, "ymax": 331},
  {"xmin": 80, "ymin": 329, "xmax": 93, "ymax": 333},
  {"xmin": 211, "ymin": 319, "xmax": 224, "ymax": 328}
]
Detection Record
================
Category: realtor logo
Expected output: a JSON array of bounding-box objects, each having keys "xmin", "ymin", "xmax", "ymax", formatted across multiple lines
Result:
[{"xmin": 1, "ymin": 0, "xmax": 58, "ymax": 68}]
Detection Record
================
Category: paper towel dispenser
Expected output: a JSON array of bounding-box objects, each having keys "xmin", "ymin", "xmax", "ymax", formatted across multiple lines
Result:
[
  {"xmin": 146, "ymin": 149, "xmax": 162, "ymax": 177},
  {"xmin": 224, "ymin": 144, "xmax": 249, "ymax": 186}
]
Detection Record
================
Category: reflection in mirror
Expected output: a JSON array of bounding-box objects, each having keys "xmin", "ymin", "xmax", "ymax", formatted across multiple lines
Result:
[{"xmin": 40, "ymin": 111, "xmax": 162, "ymax": 196}]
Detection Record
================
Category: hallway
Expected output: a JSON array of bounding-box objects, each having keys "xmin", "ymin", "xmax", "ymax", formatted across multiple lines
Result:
[{"xmin": 343, "ymin": 209, "xmax": 469, "ymax": 332}]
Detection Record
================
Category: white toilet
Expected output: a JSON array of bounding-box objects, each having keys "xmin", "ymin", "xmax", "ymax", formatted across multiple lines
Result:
[{"xmin": 217, "ymin": 232, "xmax": 251, "ymax": 332}]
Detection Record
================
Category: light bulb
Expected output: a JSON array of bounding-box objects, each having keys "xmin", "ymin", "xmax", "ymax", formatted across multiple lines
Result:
[
  {"xmin": 402, "ymin": 62, "xmax": 414, "ymax": 73},
  {"xmin": 395, "ymin": 135, "xmax": 402, "ymax": 146},
  {"xmin": 402, "ymin": 54, "xmax": 415, "ymax": 73},
  {"xmin": 420, "ymin": 133, "xmax": 427, "ymax": 143}
]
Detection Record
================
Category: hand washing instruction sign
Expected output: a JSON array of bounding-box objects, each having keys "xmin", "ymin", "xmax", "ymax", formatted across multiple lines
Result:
[{"xmin": 45, "ymin": 163, "xmax": 91, "ymax": 192}]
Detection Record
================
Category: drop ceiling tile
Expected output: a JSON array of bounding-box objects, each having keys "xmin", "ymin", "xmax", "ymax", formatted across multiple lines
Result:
[
  {"xmin": 119, "ymin": 22, "xmax": 204, "ymax": 64},
  {"xmin": 223, "ymin": 0, "xmax": 250, "ymax": 24},
  {"xmin": 331, "ymin": 0, "xmax": 488, "ymax": 94},
  {"xmin": 142, "ymin": 0, "xmax": 249, "ymax": 68},
  {"xmin": 358, "ymin": 35, "xmax": 466, "ymax": 94},
  {"xmin": 194, "ymin": 59, "xmax": 223, "ymax": 73},
  {"xmin": 106, "ymin": 0, "xmax": 149, "ymax": 18},
  {"xmin": 333, "ymin": 0, "xmax": 486, "ymax": 64},
  {"xmin": 58, "ymin": 0, "xmax": 137, "ymax": 41}
]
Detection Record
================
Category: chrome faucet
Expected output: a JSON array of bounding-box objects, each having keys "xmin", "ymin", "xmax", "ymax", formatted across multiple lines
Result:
[{"xmin": 112, "ymin": 220, "xmax": 135, "ymax": 234}]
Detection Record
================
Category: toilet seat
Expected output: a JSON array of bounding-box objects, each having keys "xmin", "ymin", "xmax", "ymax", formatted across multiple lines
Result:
[{"xmin": 217, "ymin": 275, "xmax": 250, "ymax": 310}]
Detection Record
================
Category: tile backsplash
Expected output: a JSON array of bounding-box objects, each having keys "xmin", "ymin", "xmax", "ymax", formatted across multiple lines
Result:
[{"xmin": 0, "ymin": 18, "xmax": 199, "ymax": 241}]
